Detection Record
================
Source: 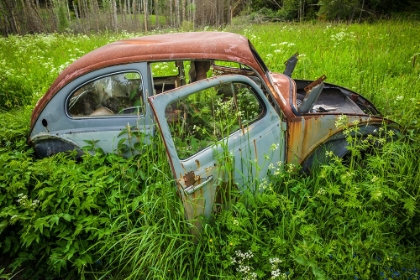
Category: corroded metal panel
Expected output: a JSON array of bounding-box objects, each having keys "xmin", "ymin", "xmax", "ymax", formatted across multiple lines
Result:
[{"xmin": 286, "ymin": 114, "xmax": 387, "ymax": 165}]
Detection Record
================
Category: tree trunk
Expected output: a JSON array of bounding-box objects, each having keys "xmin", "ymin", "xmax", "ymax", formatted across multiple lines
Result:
[
  {"xmin": 73, "ymin": 1, "xmax": 79, "ymax": 20},
  {"xmin": 181, "ymin": 0, "xmax": 185, "ymax": 23},
  {"xmin": 358, "ymin": 0, "xmax": 365, "ymax": 22},
  {"xmin": 0, "ymin": 0, "xmax": 19, "ymax": 34},
  {"xmin": 175, "ymin": 0, "xmax": 180, "ymax": 28},
  {"xmin": 90, "ymin": 0, "xmax": 99, "ymax": 32},
  {"xmin": 143, "ymin": 0, "xmax": 148, "ymax": 32},
  {"xmin": 192, "ymin": 0, "xmax": 195, "ymax": 29},
  {"xmin": 112, "ymin": 0, "xmax": 118, "ymax": 31},
  {"xmin": 155, "ymin": 0, "xmax": 160, "ymax": 28}
]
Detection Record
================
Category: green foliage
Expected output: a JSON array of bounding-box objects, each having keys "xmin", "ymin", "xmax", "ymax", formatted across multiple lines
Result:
[
  {"xmin": 180, "ymin": 20, "xmax": 194, "ymax": 31},
  {"xmin": 200, "ymin": 131, "xmax": 420, "ymax": 279},
  {"xmin": 167, "ymin": 82, "xmax": 262, "ymax": 159},
  {"xmin": 57, "ymin": 3, "xmax": 69, "ymax": 32},
  {"xmin": 0, "ymin": 32, "xmax": 138, "ymax": 110},
  {"xmin": 247, "ymin": 0, "xmax": 419, "ymax": 22},
  {"xmin": 243, "ymin": 21, "xmax": 420, "ymax": 128},
  {"xmin": 0, "ymin": 109, "xmax": 31, "ymax": 151},
  {"xmin": 0, "ymin": 75, "xmax": 32, "ymax": 110},
  {"xmin": 318, "ymin": 0, "xmax": 360, "ymax": 21},
  {"xmin": 0, "ymin": 111, "xmax": 175, "ymax": 278},
  {"xmin": 89, "ymin": 181, "xmax": 195, "ymax": 279}
]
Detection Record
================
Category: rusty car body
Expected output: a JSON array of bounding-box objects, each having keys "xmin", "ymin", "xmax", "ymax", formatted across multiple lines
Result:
[{"xmin": 28, "ymin": 32, "xmax": 396, "ymax": 224}]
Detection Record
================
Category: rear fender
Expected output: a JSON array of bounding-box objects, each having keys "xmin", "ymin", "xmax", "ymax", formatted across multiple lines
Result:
[
  {"xmin": 301, "ymin": 124, "xmax": 384, "ymax": 172},
  {"xmin": 32, "ymin": 136, "xmax": 84, "ymax": 158}
]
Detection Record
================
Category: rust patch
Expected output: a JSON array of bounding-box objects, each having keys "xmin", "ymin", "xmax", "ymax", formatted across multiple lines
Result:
[
  {"xmin": 304, "ymin": 74, "xmax": 327, "ymax": 93},
  {"xmin": 183, "ymin": 171, "xmax": 196, "ymax": 187},
  {"xmin": 253, "ymin": 139, "xmax": 258, "ymax": 161},
  {"xmin": 286, "ymin": 114, "xmax": 388, "ymax": 164},
  {"xmin": 350, "ymin": 93, "xmax": 359, "ymax": 103},
  {"xmin": 204, "ymin": 165, "xmax": 215, "ymax": 177},
  {"xmin": 180, "ymin": 162, "xmax": 187, "ymax": 172},
  {"xmin": 269, "ymin": 72, "xmax": 297, "ymax": 119},
  {"xmin": 195, "ymin": 174, "xmax": 202, "ymax": 185}
]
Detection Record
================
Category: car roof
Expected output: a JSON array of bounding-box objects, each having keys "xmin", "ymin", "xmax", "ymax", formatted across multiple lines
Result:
[{"xmin": 30, "ymin": 31, "xmax": 267, "ymax": 127}]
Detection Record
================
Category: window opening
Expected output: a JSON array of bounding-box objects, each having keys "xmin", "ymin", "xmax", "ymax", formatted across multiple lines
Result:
[
  {"xmin": 166, "ymin": 82, "xmax": 263, "ymax": 159},
  {"xmin": 68, "ymin": 72, "xmax": 144, "ymax": 117}
]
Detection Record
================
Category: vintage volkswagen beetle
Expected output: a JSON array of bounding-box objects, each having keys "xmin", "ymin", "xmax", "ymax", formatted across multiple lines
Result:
[{"xmin": 28, "ymin": 32, "xmax": 396, "ymax": 223}]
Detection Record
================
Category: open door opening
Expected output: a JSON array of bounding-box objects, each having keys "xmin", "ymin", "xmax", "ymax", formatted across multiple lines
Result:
[{"xmin": 149, "ymin": 75, "xmax": 285, "ymax": 235}]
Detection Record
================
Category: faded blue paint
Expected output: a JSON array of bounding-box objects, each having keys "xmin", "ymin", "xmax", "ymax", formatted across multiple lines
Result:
[{"xmin": 149, "ymin": 75, "xmax": 285, "ymax": 226}]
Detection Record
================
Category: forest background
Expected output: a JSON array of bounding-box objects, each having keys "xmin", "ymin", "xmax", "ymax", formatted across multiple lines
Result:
[{"xmin": 1, "ymin": 0, "xmax": 420, "ymax": 36}]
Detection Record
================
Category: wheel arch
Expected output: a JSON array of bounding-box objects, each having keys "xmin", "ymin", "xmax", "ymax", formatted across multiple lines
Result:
[
  {"xmin": 300, "ymin": 123, "xmax": 386, "ymax": 172},
  {"xmin": 32, "ymin": 136, "xmax": 84, "ymax": 158}
]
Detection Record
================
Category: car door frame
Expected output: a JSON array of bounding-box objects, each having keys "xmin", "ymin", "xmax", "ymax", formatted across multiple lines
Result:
[{"xmin": 148, "ymin": 74, "xmax": 285, "ymax": 231}]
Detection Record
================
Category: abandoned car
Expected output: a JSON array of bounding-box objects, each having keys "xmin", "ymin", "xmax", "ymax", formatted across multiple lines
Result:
[{"xmin": 28, "ymin": 31, "xmax": 396, "ymax": 221}]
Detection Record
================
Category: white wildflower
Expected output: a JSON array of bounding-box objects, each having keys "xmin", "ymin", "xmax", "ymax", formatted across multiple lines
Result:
[
  {"xmin": 269, "ymin": 257, "xmax": 282, "ymax": 264},
  {"xmin": 317, "ymin": 188, "xmax": 326, "ymax": 195}
]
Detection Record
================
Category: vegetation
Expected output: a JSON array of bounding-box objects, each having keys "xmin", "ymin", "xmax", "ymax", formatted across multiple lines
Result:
[
  {"xmin": 1, "ymin": 0, "xmax": 420, "ymax": 36},
  {"xmin": 251, "ymin": 0, "xmax": 420, "ymax": 22},
  {"xmin": 1, "ymin": 20, "xmax": 420, "ymax": 279}
]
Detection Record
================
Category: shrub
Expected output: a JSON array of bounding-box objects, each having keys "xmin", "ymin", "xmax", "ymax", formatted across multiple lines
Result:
[
  {"xmin": 0, "ymin": 77, "xmax": 33, "ymax": 110},
  {"xmin": 0, "ymin": 113, "xmax": 176, "ymax": 279},
  {"xmin": 199, "ymin": 133, "xmax": 420, "ymax": 279}
]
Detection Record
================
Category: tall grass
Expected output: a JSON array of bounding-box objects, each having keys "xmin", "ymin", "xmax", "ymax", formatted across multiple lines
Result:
[
  {"xmin": 240, "ymin": 21, "xmax": 420, "ymax": 126},
  {"xmin": 0, "ymin": 20, "xmax": 419, "ymax": 279}
]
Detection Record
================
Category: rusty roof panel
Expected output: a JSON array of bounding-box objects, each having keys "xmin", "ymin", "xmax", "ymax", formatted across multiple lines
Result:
[{"xmin": 31, "ymin": 32, "xmax": 266, "ymax": 127}]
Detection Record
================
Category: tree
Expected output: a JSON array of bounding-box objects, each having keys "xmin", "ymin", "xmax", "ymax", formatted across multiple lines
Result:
[
  {"xmin": 318, "ymin": 0, "xmax": 360, "ymax": 21},
  {"xmin": 143, "ymin": 0, "xmax": 148, "ymax": 31},
  {"xmin": 0, "ymin": 0, "xmax": 45, "ymax": 35},
  {"xmin": 111, "ymin": 0, "xmax": 118, "ymax": 31},
  {"xmin": 155, "ymin": 0, "xmax": 160, "ymax": 28}
]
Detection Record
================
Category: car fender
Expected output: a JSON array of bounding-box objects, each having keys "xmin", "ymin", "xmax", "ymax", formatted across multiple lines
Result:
[
  {"xmin": 31, "ymin": 134, "xmax": 84, "ymax": 158},
  {"xmin": 300, "ymin": 123, "xmax": 397, "ymax": 172}
]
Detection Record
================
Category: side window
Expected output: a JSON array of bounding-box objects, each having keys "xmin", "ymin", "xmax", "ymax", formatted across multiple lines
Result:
[
  {"xmin": 150, "ymin": 60, "xmax": 213, "ymax": 95},
  {"xmin": 151, "ymin": 62, "xmax": 185, "ymax": 94},
  {"xmin": 68, "ymin": 72, "xmax": 143, "ymax": 117},
  {"xmin": 166, "ymin": 82, "xmax": 263, "ymax": 159}
]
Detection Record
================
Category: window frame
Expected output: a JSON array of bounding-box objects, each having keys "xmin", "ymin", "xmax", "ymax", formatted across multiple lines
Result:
[{"xmin": 66, "ymin": 70, "xmax": 145, "ymax": 119}]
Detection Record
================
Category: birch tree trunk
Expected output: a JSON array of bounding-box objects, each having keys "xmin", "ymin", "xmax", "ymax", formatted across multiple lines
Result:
[
  {"xmin": 181, "ymin": 0, "xmax": 185, "ymax": 23},
  {"xmin": 155, "ymin": 0, "xmax": 160, "ymax": 28},
  {"xmin": 191, "ymin": 0, "xmax": 195, "ymax": 29},
  {"xmin": 111, "ymin": 0, "xmax": 118, "ymax": 31},
  {"xmin": 175, "ymin": 0, "xmax": 180, "ymax": 27},
  {"xmin": 143, "ymin": 0, "xmax": 148, "ymax": 32},
  {"xmin": 73, "ymin": 1, "xmax": 79, "ymax": 20}
]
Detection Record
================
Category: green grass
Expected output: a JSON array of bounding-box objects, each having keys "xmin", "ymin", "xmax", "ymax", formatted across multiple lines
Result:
[
  {"xmin": 0, "ymin": 20, "xmax": 419, "ymax": 279},
  {"xmin": 238, "ymin": 21, "xmax": 420, "ymax": 124}
]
